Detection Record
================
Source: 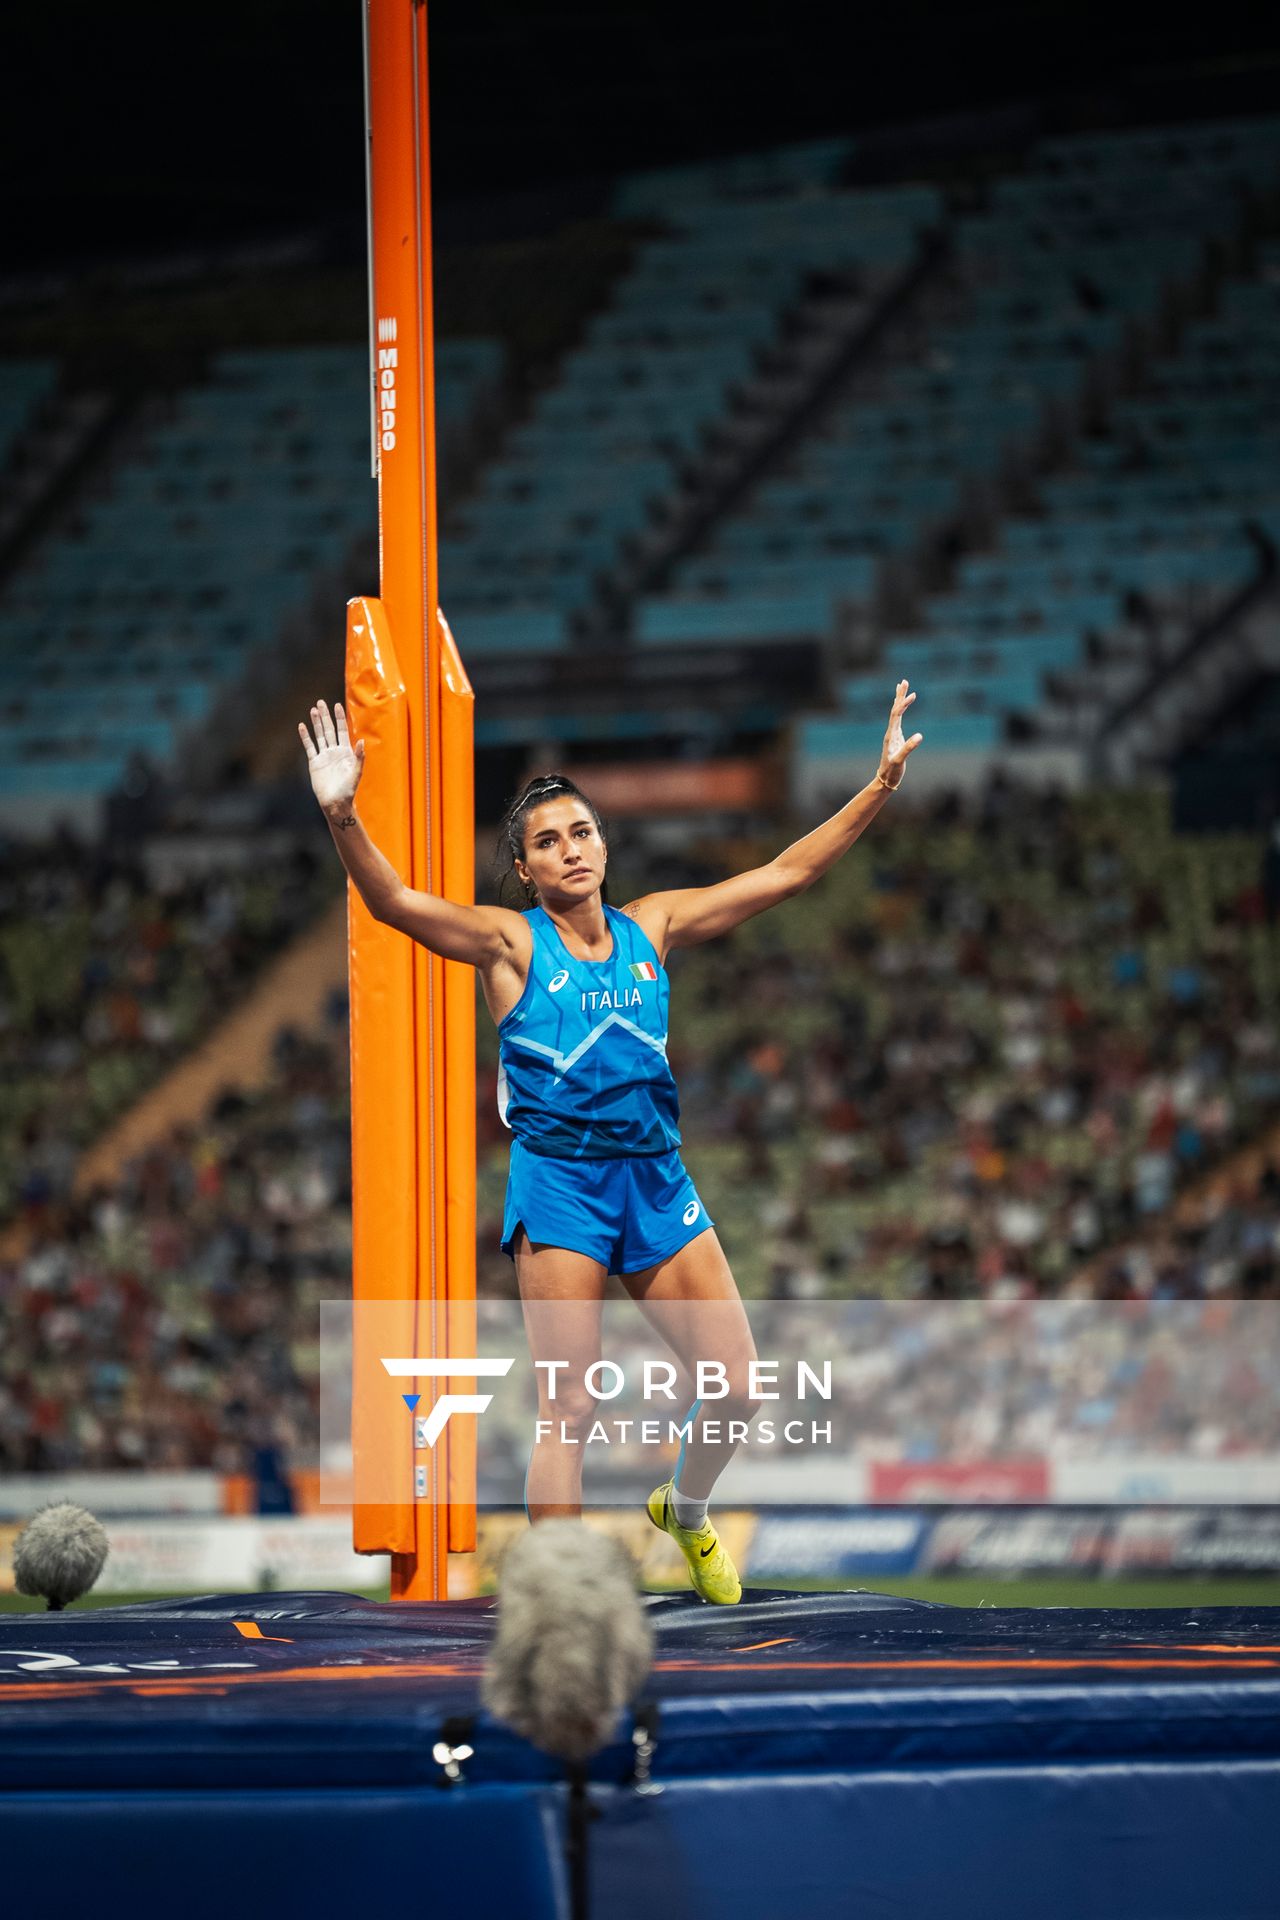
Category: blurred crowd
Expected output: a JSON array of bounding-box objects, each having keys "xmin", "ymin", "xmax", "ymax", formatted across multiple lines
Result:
[
  {"xmin": 2, "ymin": 777, "xmax": 1278, "ymax": 1473},
  {"xmin": 0, "ymin": 820, "xmax": 337, "ymax": 1222},
  {"xmin": 472, "ymin": 1295, "xmax": 1280, "ymax": 1482},
  {"xmin": 823, "ymin": 1296, "xmax": 1280, "ymax": 1461},
  {"xmin": 600, "ymin": 776, "xmax": 1280, "ymax": 1301},
  {"xmin": 0, "ymin": 1017, "xmax": 347, "ymax": 1474}
]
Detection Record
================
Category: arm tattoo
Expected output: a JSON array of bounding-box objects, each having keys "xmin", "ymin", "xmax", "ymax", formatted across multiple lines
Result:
[
  {"xmin": 622, "ymin": 900, "xmax": 643, "ymax": 920},
  {"xmin": 333, "ymin": 813, "xmax": 357, "ymax": 830}
]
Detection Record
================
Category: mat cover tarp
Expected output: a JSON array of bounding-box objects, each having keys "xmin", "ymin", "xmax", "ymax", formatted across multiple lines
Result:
[{"xmin": 2, "ymin": 1589, "xmax": 1278, "ymax": 1918}]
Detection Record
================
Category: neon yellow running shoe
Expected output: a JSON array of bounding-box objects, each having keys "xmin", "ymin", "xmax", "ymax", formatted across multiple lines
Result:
[{"xmin": 647, "ymin": 1479, "xmax": 742, "ymax": 1605}]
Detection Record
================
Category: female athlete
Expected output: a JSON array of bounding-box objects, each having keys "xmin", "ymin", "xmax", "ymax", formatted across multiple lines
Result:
[{"xmin": 300, "ymin": 682, "xmax": 922, "ymax": 1603}]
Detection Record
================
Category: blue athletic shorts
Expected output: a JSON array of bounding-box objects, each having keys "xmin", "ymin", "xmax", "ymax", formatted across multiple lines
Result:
[{"xmin": 501, "ymin": 1139, "xmax": 714, "ymax": 1276}]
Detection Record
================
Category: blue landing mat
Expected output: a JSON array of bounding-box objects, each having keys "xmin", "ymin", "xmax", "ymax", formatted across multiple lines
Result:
[{"xmin": 3, "ymin": 1589, "xmax": 1279, "ymax": 1918}]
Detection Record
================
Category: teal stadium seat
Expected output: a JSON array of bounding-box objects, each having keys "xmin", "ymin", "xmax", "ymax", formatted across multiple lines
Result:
[
  {"xmin": 0, "ymin": 341, "xmax": 502, "ymax": 808},
  {"xmin": 441, "ymin": 160, "xmax": 932, "ymax": 643},
  {"xmin": 800, "ymin": 710, "xmax": 1001, "ymax": 755},
  {"xmin": 0, "ymin": 360, "xmax": 57, "ymax": 465},
  {"xmin": 635, "ymin": 591, "xmax": 836, "ymax": 644}
]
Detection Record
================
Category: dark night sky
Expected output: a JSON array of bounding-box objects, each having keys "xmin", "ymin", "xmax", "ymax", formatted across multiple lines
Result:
[{"xmin": 7, "ymin": 2, "xmax": 1279, "ymax": 267}]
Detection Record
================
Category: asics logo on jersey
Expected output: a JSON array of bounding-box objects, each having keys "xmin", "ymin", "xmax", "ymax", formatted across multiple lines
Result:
[
  {"xmin": 683, "ymin": 1200, "xmax": 700, "ymax": 1225},
  {"xmin": 548, "ymin": 970, "xmax": 570, "ymax": 992}
]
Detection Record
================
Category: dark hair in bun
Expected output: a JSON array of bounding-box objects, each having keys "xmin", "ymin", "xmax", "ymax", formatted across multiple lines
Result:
[{"xmin": 494, "ymin": 773, "xmax": 608, "ymax": 908}]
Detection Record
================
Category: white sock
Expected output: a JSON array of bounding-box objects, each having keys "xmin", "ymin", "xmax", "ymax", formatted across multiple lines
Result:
[{"xmin": 671, "ymin": 1486, "xmax": 709, "ymax": 1531}]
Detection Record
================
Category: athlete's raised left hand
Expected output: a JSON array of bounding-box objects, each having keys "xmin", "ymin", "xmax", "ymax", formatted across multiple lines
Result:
[
  {"xmin": 299, "ymin": 698, "xmax": 365, "ymax": 816},
  {"xmin": 877, "ymin": 680, "xmax": 923, "ymax": 791}
]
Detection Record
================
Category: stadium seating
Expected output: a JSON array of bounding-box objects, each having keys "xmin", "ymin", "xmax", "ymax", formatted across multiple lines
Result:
[
  {"xmin": 0, "ymin": 831, "xmax": 339, "ymax": 1223},
  {"xmin": 0, "ymin": 343, "xmax": 504, "ymax": 817},
  {"xmin": 0, "ymin": 118, "xmax": 1277, "ymax": 1504},
  {"xmin": 611, "ymin": 137, "xmax": 855, "ymax": 218},
  {"xmin": 439, "ymin": 168, "xmax": 938, "ymax": 651},
  {"xmin": 0, "ymin": 361, "xmax": 56, "ymax": 472},
  {"xmin": 795, "ymin": 123, "xmax": 1280, "ymax": 769},
  {"xmin": 616, "ymin": 783, "xmax": 1279, "ymax": 1299}
]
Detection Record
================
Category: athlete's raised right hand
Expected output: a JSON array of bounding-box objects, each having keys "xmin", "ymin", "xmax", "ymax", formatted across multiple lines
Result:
[{"xmin": 299, "ymin": 698, "xmax": 365, "ymax": 813}]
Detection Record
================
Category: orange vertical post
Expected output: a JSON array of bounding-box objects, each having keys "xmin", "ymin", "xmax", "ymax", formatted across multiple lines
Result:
[
  {"xmin": 439, "ymin": 610, "xmax": 477, "ymax": 1553},
  {"xmin": 348, "ymin": 0, "xmax": 476, "ymax": 1599},
  {"xmin": 346, "ymin": 598, "xmax": 416, "ymax": 1555}
]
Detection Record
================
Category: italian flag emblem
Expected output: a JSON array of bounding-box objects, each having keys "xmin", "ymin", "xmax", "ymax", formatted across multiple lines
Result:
[{"xmin": 629, "ymin": 961, "xmax": 658, "ymax": 982}]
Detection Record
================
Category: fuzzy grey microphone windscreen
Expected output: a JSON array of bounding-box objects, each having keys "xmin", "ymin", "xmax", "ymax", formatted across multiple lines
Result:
[
  {"xmin": 12, "ymin": 1502, "xmax": 110, "ymax": 1610},
  {"xmin": 482, "ymin": 1521, "xmax": 653, "ymax": 1761}
]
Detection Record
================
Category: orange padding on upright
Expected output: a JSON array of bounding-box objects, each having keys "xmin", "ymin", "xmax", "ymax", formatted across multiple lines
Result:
[
  {"xmin": 439, "ymin": 609, "xmax": 477, "ymax": 1553},
  {"xmin": 347, "ymin": 595, "xmax": 418, "ymax": 1557}
]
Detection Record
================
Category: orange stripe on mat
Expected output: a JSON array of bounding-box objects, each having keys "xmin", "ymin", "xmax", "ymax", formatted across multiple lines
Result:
[
  {"xmin": 0, "ymin": 1661, "xmax": 476, "ymax": 1704},
  {"xmin": 1126, "ymin": 1643, "xmax": 1280, "ymax": 1654},
  {"xmin": 2, "ymin": 1650, "xmax": 1276, "ymax": 1707}
]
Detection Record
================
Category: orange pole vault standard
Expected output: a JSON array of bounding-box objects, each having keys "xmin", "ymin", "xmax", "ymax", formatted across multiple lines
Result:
[
  {"xmin": 347, "ymin": 598, "xmax": 417, "ymax": 1560},
  {"xmin": 348, "ymin": 0, "xmax": 476, "ymax": 1600}
]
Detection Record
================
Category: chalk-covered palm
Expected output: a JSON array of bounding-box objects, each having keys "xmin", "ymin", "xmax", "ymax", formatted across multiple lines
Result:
[
  {"xmin": 878, "ymin": 679, "xmax": 923, "ymax": 790},
  {"xmin": 298, "ymin": 698, "xmax": 365, "ymax": 811}
]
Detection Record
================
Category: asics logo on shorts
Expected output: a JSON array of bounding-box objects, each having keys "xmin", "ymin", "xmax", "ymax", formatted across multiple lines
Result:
[
  {"xmin": 548, "ymin": 970, "xmax": 570, "ymax": 992},
  {"xmin": 683, "ymin": 1200, "xmax": 700, "ymax": 1225}
]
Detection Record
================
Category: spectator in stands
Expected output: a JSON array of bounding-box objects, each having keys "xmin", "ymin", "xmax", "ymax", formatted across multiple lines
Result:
[{"xmin": 105, "ymin": 749, "xmax": 168, "ymax": 843}]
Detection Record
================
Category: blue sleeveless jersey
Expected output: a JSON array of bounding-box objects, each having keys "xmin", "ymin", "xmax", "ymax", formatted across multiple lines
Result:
[{"xmin": 496, "ymin": 904, "xmax": 681, "ymax": 1159}]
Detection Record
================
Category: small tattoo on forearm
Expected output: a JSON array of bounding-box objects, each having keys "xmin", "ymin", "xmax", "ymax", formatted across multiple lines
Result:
[{"xmin": 333, "ymin": 813, "xmax": 357, "ymax": 830}]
